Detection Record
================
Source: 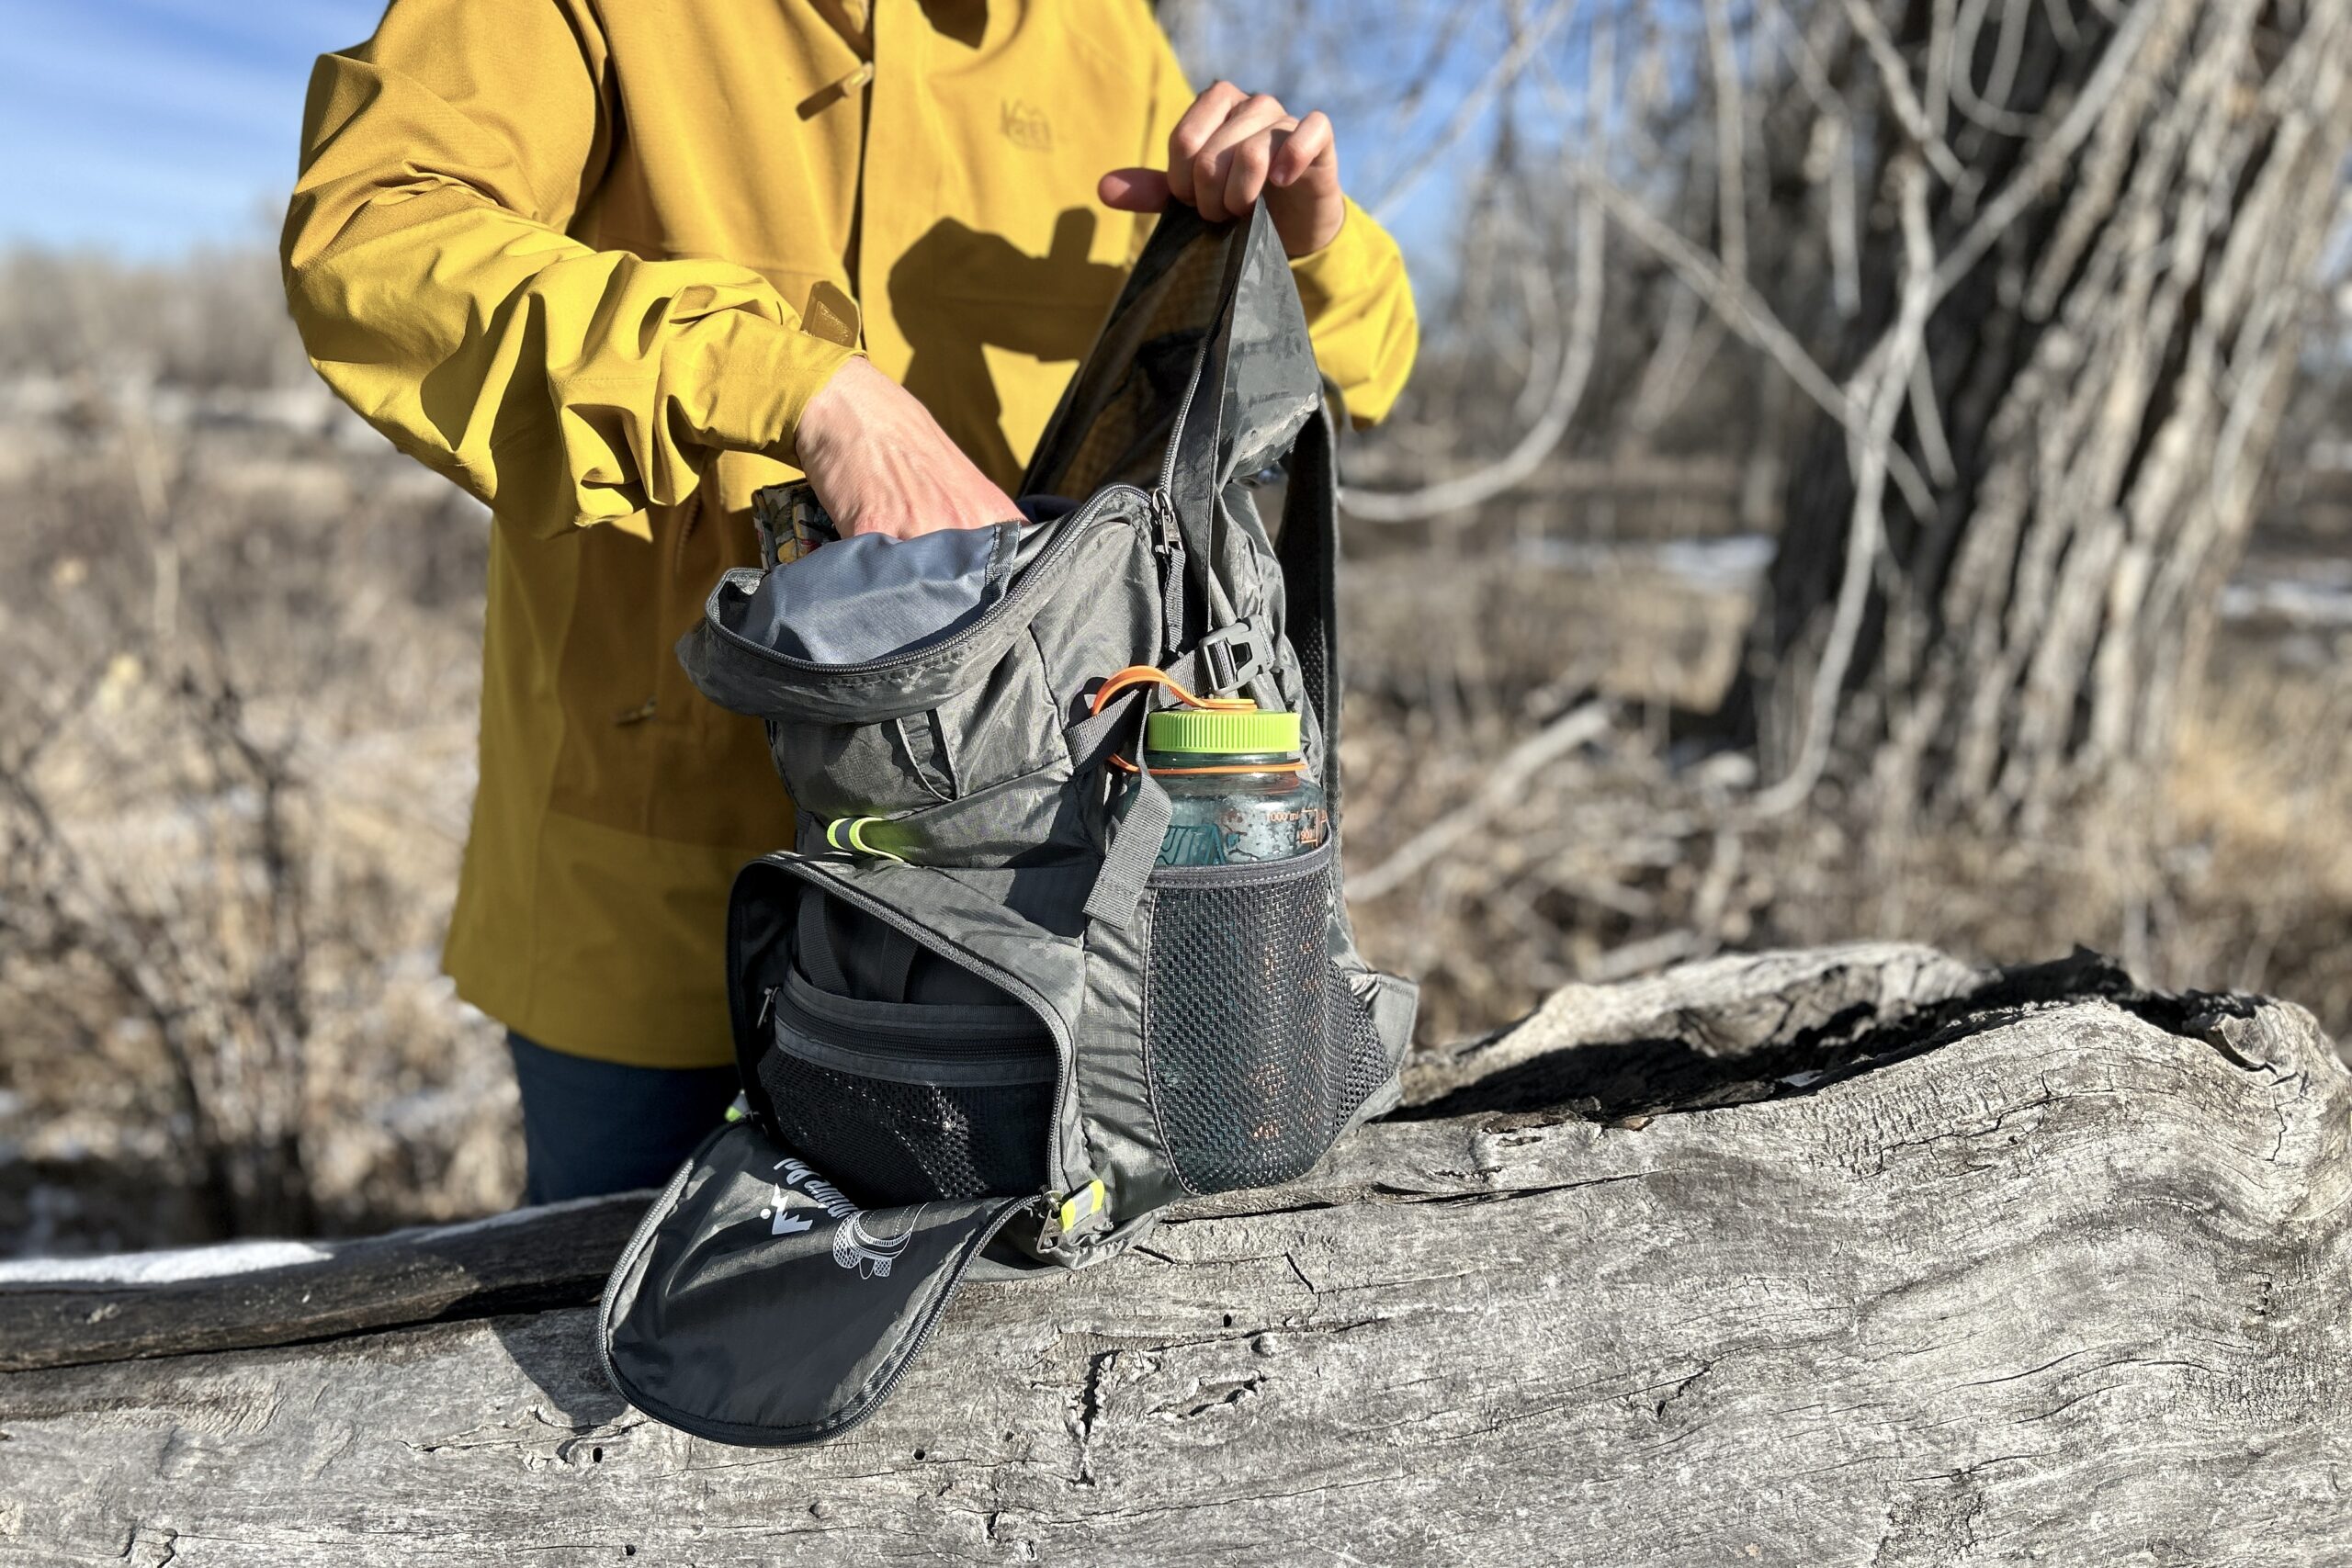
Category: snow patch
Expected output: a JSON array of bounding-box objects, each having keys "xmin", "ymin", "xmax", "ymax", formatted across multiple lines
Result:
[
  {"xmin": 0, "ymin": 1238, "xmax": 334, "ymax": 1286},
  {"xmin": 0, "ymin": 1192, "xmax": 640, "ymax": 1288}
]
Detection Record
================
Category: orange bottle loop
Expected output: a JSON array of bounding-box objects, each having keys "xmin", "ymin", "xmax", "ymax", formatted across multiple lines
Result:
[
  {"xmin": 1087, "ymin": 665, "xmax": 1257, "ymax": 717},
  {"xmin": 1090, "ymin": 665, "xmax": 1306, "ymax": 777}
]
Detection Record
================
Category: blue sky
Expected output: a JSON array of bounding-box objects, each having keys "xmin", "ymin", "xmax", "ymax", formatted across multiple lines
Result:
[{"xmin": 0, "ymin": 0, "xmax": 384, "ymax": 254}]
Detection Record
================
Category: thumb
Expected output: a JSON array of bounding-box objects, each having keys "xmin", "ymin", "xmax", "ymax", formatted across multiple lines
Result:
[{"xmin": 1097, "ymin": 167, "xmax": 1171, "ymax": 212}]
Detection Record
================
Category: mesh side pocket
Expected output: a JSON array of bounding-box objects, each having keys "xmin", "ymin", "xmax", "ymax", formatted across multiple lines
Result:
[
  {"xmin": 1326, "ymin": 971, "xmax": 1392, "ymax": 1136},
  {"xmin": 759, "ymin": 1049, "xmax": 1051, "ymax": 1208},
  {"xmin": 1143, "ymin": 852, "xmax": 1339, "ymax": 1194}
]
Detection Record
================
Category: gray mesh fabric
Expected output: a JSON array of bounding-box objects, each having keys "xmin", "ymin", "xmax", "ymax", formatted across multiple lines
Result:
[
  {"xmin": 1141, "ymin": 853, "xmax": 1340, "ymax": 1194},
  {"xmin": 757, "ymin": 1047, "xmax": 1051, "ymax": 1207}
]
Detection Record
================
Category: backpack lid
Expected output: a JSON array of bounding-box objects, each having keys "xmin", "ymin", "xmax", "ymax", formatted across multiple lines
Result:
[{"xmin": 1019, "ymin": 204, "xmax": 1323, "ymax": 547}]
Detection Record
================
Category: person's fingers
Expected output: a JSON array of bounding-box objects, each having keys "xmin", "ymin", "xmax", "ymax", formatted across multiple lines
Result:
[
  {"xmin": 1269, "ymin": 110, "xmax": 1336, "ymax": 187},
  {"xmin": 1194, "ymin": 94, "xmax": 1293, "ymax": 160},
  {"xmin": 1190, "ymin": 95, "xmax": 1291, "ymax": 220},
  {"xmin": 1098, "ymin": 167, "xmax": 1171, "ymax": 211},
  {"xmin": 1166, "ymin": 80, "xmax": 1249, "ymax": 206},
  {"xmin": 1223, "ymin": 128, "xmax": 1279, "ymax": 218}
]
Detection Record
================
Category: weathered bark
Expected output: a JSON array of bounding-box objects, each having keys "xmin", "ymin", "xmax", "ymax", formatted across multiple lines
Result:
[
  {"xmin": 0, "ymin": 944, "xmax": 2346, "ymax": 1565},
  {"xmin": 1732, "ymin": 0, "xmax": 2352, "ymax": 827}
]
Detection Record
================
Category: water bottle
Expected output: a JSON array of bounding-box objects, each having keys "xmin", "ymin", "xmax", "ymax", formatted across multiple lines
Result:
[{"xmin": 1119, "ymin": 704, "xmax": 1329, "ymax": 866}]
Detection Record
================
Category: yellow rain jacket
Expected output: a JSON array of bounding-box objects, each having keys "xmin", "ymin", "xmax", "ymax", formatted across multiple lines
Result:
[{"xmin": 283, "ymin": 0, "xmax": 1418, "ymax": 1067}]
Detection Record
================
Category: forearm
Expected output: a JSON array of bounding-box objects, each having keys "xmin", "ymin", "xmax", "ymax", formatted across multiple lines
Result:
[{"xmin": 284, "ymin": 180, "xmax": 855, "ymax": 537}]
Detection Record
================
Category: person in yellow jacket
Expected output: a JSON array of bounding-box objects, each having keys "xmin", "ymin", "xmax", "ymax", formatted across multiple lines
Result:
[{"xmin": 283, "ymin": 0, "xmax": 1418, "ymax": 1201}]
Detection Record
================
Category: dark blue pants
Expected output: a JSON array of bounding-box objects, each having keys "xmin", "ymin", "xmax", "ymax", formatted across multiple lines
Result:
[{"xmin": 507, "ymin": 1032, "xmax": 739, "ymax": 1204}]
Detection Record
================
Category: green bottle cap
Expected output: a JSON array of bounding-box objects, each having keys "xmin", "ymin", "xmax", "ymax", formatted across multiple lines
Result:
[{"xmin": 1144, "ymin": 706, "xmax": 1301, "ymax": 755}]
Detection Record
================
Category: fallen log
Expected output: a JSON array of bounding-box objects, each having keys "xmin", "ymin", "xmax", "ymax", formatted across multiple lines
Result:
[
  {"xmin": 0, "ymin": 943, "xmax": 2345, "ymax": 1565},
  {"xmin": 0, "ymin": 1193, "xmax": 647, "ymax": 1374}
]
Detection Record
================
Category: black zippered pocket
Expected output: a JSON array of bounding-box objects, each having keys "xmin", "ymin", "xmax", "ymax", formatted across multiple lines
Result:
[
  {"xmin": 769, "ymin": 969, "xmax": 1053, "ymax": 1080},
  {"xmin": 760, "ymin": 968, "xmax": 1055, "ymax": 1207}
]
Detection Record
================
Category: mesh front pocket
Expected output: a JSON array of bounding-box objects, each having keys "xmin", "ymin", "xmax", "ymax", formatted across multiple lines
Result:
[
  {"xmin": 1142, "ymin": 848, "xmax": 1340, "ymax": 1193},
  {"xmin": 758, "ymin": 1049, "xmax": 1050, "ymax": 1207},
  {"xmin": 754, "ymin": 970, "xmax": 1055, "ymax": 1207}
]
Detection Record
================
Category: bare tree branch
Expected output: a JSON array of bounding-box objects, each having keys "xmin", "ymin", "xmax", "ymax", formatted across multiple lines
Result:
[
  {"xmin": 1704, "ymin": 0, "xmax": 1751, "ymax": 284},
  {"xmin": 1353, "ymin": 701, "xmax": 1611, "ymax": 899},
  {"xmin": 1369, "ymin": 0, "xmax": 1582, "ymax": 222},
  {"xmin": 1565, "ymin": 156, "xmax": 1940, "ymax": 519},
  {"xmin": 1838, "ymin": 0, "xmax": 1971, "ymax": 186},
  {"xmin": 1347, "ymin": 14, "xmax": 1611, "ymax": 522},
  {"xmin": 1753, "ymin": 152, "xmax": 1940, "ymax": 818},
  {"xmin": 1930, "ymin": 0, "xmax": 2165, "ymax": 302}
]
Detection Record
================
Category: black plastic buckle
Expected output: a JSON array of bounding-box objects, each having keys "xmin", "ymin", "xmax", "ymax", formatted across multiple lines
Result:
[{"xmin": 1198, "ymin": 623, "xmax": 1264, "ymax": 694}]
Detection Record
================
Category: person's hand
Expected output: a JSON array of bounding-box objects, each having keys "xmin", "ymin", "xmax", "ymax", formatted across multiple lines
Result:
[
  {"xmin": 1099, "ymin": 82, "xmax": 1346, "ymax": 259},
  {"xmin": 795, "ymin": 357, "xmax": 1019, "ymax": 539}
]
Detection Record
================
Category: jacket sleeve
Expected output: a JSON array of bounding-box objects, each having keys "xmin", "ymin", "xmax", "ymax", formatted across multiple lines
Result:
[
  {"xmin": 280, "ymin": 0, "xmax": 857, "ymax": 541},
  {"xmin": 1139, "ymin": 28, "xmax": 1419, "ymax": 428}
]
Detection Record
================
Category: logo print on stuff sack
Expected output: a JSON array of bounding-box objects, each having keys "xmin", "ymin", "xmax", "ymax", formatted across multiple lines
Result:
[
  {"xmin": 763, "ymin": 1158, "xmax": 923, "ymax": 1279},
  {"xmin": 833, "ymin": 1208, "xmax": 921, "ymax": 1278}
]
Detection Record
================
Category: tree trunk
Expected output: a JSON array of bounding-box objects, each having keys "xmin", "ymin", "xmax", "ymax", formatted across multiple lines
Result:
[
  {"xmin": 2, "ymin": 944, "xmax": 2346, "ymax": 1565},
  {"xmin": 1731, "ymin": 0, "xmax": 2352, "ymax": 829}
]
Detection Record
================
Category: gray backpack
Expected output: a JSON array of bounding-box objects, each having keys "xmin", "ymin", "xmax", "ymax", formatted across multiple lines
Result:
[{"xmin": 598, "ymin": 203, "xmax": 1417, "ymax": 1446}]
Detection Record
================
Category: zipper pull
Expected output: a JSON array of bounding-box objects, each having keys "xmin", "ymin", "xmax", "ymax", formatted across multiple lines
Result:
[
  {"xmin": 1148, "ymin": 489, "xmax": 1181, "ymax": 555},
  {"xmin": 1038, "ymin": 1179, "xmax": 1111, "ymax": 1251},
  {"xmin": 755, "ymin": 985, "xmax": 778, "ymax": 1032}
]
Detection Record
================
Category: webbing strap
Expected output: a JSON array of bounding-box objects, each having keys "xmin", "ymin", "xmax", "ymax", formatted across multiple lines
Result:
[
  {"xmin": 867, "ymin": 922, "xmax": 921, "ymax": 1003},
  {"xmin": 1082, "ymin": 770, "xmax": 1170, "ymax": 928},
  {"xmin": 1063, "ymin": 703, "xmax": 1131, "ymax": 777},
  {"xmin": 1081, "ymin": 693, "xmax": 1170, "ymax": 928},
  {"xmin": 1159, "ymin": 515, "xmax": 1188, "ymax": 657},
  {"xmin": 796, "ymin": 891, "xmax": 850, "ymax": 994},
  {"xmin": 1148, "ymin": 616, "xmax": 1266, "ymax": 705}
]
